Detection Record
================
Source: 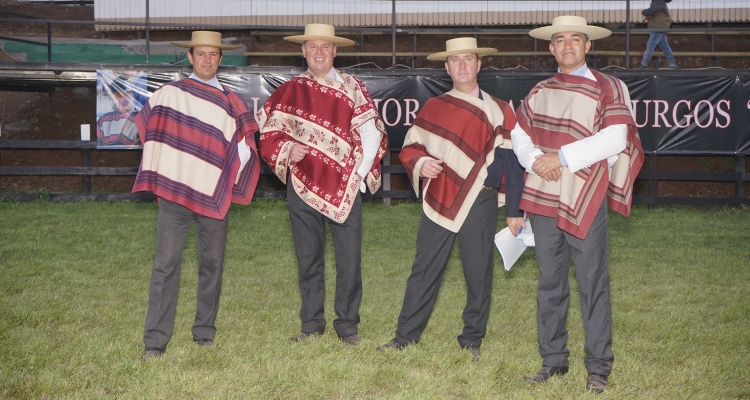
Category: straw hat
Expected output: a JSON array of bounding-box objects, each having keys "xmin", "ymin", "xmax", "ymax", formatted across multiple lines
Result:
[
  {"xmin": 529, "ymin": 16, "xmax": 611, "ymax": 41},
  {"xmin": 427, "ymin": 37, "xmax": 497, "ymax": 61},
  {"xmin": 171, "ymin": 31, "xmax": 240, "ymax": 50},
  {"xmin": 284, "ymin": 23, "xmax": 355, "ymax": 46}
]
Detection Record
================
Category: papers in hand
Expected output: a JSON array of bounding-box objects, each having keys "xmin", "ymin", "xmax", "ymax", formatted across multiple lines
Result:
[{"xmin": 494, "ymin": 219, "xmax": 534, "ymax": 271}]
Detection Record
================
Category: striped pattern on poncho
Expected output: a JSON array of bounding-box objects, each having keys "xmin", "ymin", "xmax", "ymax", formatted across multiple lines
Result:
[
  {"xmin": 400, "ymin": 89, "xmax": 516, "ymax": 233},
  {"xmin": 132, "ymin": 78, "xmax": 260, "ymax": 220},
  {"xmin": 516, "ymin": 69, "xmax": 644, "ymax": 239}
]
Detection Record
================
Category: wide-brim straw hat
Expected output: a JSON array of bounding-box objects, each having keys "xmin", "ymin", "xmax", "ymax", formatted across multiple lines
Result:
[
  {"xmin": 171, "ymin": 31, "xmax": 240, "ymax": 50},
  {"xmin": 284, "ymin": 23, "xmax": 355, "ymax": 46},
  {"xmin": 529, "ymin": 15, "xmax": 611, "ymax": 41},
  {"xmin": 427, "ymin": 37, "xmax": 497, "ymax": 61}
]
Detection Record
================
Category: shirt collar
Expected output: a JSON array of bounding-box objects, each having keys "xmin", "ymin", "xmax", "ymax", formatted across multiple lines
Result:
[
  {"xmin": 468, "ymin": 84, "xmax": 481, "ymax": 98},
  {"xmin": 188, "ymin": 73, "xmax": 222, "ymax": 90},
  {"xmin": 559, "ymin": 63, "xmax": 589, "ymax": 77}
]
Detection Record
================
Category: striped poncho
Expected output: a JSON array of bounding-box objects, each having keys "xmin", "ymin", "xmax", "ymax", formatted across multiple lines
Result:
[
  {"xmin": 257, "ymin": 71, "xmax": 388, "ymax": 223},
  {"xmin": 132, "ymin": 78, "xmax": 261, "ymax": 220},
  {"xmin": 400, "ymin": 89, "xmax": 517, "ymax": 233},
  {"xmin": 516, "ymin": 69, "xmax": 644, "ymax": 239}
]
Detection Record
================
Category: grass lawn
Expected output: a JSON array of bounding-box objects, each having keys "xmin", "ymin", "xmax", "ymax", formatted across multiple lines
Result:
[{"xmin": 1, "ymin": 199, "xmax": 748, "ymax": 399}]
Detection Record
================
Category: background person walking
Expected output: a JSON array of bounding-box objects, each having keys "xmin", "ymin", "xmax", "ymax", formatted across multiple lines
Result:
[{"xmin": 639, "ymin": 0, "xmax": 678, "ymax": 69}]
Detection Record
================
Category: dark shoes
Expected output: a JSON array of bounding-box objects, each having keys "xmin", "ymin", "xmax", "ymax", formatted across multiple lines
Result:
[
  {"xmin": 289, "ymin": 331, "xmax": 319, "ymax": 342},
  {"xmin": 339, "ymin": 334, "xmax": 361, "ymax": 346},
  {"xmin": 525, "ymin": 365, "xmax": 608, "ymax": 393},
  {"xmin": 586, "ymin": 373, "xmax": 608, "ymax": 393},
  {"xmin": 376, "ymin": 338, "xmax": 407, "ymax": 351},
  {"xmin": 637, "ymin": 64, "xmax": 648, "ymax": 70},
  {"xmin": 523, "ymin": 365, "xmax": 569, "ymax": 383},
  {"xmin": 464, "ymin": 345, "xmax": 481, "ymax": 362},
  {"xmin": 141, "ymin": 347, "xmax": 165, "ymax": 361},
  {"xmin": 194, "ymin": 338, "xmax": 215, "ymax": 348}
]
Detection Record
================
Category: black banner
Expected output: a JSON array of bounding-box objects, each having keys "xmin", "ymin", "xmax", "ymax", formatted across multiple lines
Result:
[{"xmin": 99, "ymin": 69, "xmax": 750, "ymax": 153}]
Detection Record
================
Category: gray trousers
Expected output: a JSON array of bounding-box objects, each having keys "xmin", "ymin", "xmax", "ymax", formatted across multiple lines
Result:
[
  {"xmin": 532, "ymin": 198, "xmax": 614, "ymax": 376},
  {"xmin": 143, "ymin": 198, "xmax": 229, "ymax": 349},
  {"xmin": 395, "ymin": 189, "xmax": 497, "ymax": 349},
  {"xmin": 287, "ymin": 183, "xmax": 362, "ymax": 337}
]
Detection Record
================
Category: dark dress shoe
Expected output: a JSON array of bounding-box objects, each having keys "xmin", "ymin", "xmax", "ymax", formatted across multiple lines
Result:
[
  {"xmin": 289, "ymin": 331, "xmax": 319, "ymax": 342},
  {"xmin": 194, "ymin": 338, "xmax": 215, "ymax": 348},
  {"xmin": 141, "ymin": 347, "xmax": 165, "ymax": 361},
  {"xmin": 464, "ymin": 345, "xmax": 481, "ymax": 362},
  {"xmin": 376, "ymin": 338, "xmax": 407, "ymax": 351},
  {"xmin": 586, "ymin": 373, "xmax": 608, "ymax": 393},
  {"xmin": 339, "ymin": 334, "xmax": 361, "ymax": 345},
  {"xmin": 523, "ymin": 365, "xmax": 569, "ymax": 383}
]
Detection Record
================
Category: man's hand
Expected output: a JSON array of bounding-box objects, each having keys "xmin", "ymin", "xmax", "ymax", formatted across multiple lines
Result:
[
  {"xmin": 290, "ymin": 144, "xmax": 310, "ymax": 162},
  {"xmin": 420, "ymin": 158, "xmax": 444, "ymax": 179},
  {"xmin": 506, "ymin": 216, "xmax": 526, "ymax": 237},
  {"xmin": 532, "ymin": 153, "xmax": 563, "ymax": 182}
]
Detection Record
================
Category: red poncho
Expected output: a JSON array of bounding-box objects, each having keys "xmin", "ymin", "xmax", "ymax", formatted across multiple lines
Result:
[
  {"xmin": 258, "ymin": 71, "xmax": 388, "ymax": 223},
  {"xmin": 400, "ymin": 89, "xmax": 516, "ymax": 233}
]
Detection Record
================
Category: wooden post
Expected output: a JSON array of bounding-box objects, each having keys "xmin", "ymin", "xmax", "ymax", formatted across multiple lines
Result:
[
  {"xmin": 382, "ymin": 151, "xmax": 391, "ymax": 206},
  {"xmin": 648, "ymin": 153, "xmax": 658, "ymax": 209},
  {"xmin": 735, "ymin": 154, "xmax": 746, "ymax": 200}
]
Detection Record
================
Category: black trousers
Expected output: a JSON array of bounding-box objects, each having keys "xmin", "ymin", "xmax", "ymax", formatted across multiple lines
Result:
[
  {"xmin": 394, "ymin": 189, "xmax": 498, "ymax": 349},
  {"xmin": 532, "ymin": 198, "xmax": 614, "ymax": 376},
  {"xmin": 287, "ymin": 183, "xmax": 362, "ymax": 337},
  {"xmin": 143, "ymin": 199, "xmax": 229, "ymax": 349}
]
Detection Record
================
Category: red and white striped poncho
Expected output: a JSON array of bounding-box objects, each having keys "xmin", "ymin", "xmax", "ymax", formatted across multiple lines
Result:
[
  {"xmin": 516, "ymin": 69, "xmax": 644, "ymax": 239},
  {"xmin": 132, "ymin": 78, "xmax": 261, "ymax": 220}
]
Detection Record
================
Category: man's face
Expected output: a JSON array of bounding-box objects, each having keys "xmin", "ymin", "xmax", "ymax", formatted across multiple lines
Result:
[
  {"xmin": 444, "ymin": 52, "xmax": 481, "ymax": 88},
  {"xmin": 187, "ymin": 46, "xmax": 222, "ymax": 81},
  {"xmin": 549, "ymin": 31, "xmax": 591, "ymax": 73},
  {"xmin": 302, "ymin": 40, "xmax": 337, "ymax": 77}
]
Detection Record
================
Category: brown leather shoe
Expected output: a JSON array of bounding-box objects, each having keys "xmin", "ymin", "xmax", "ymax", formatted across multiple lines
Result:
[
  {"xmin": 376, "ymin": 338, "xmax": 407, "ymax": 351},
  {"xmin": 289, "ymin": 331, "xmax": 319, "ymax": 342},
  {"xmin": 523, "ymin": 365, "xmax": 569, "ymax": 383},
  {"xmin": 586, "ymin": 373, "xmax": 608, "ymax": 393},
  {"xmin": 141, "ymin": 347, "xmax": 165, "ymax": 361}
]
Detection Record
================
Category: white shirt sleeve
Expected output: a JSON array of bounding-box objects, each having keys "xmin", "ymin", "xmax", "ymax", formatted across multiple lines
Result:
[
  {"xmin": 356, "ymin": 119, "xmax": 382, "ymax": 192},
  {"xmin": 511, "ymin": 121, "xmax": 544, "ymax": 175},
  {"xmin": 237, "ymin": 139, "xmax": 251, "ymax": 173},
  {"xmin": 561, "ymin": 124, "xmax": 628, "ymax": 172}
]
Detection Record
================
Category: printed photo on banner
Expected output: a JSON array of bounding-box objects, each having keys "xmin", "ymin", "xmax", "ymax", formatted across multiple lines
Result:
[{"xmin": 95, "ymin": 70, "xmax": 148, "ymax": 149}]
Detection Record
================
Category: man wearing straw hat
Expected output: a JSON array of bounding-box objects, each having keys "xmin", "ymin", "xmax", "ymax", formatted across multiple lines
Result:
[
  {"xmin": 135, "ymin": 31, "xmax": 261, "ymax": 361},
  {"xmin": 257, "ymin": 24, "xmax": 388, "ymax": 346},
  {"xmin": 377, "ymin": 38, "xmax": 525, "ymax": 362},
  {"xmin": 512, "ymin": 16, "xmax": 644, "ymax": 392}
]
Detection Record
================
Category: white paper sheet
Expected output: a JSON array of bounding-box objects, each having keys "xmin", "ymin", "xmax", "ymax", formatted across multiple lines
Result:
[{"xmin": 494, "ymin": 219, "xmax": 534, "ymax": 271}]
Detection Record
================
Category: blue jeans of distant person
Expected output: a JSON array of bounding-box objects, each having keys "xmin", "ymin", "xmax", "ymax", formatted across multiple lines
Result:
[{"xmin": 641, "ymin": 32, "xmax": 677, "ymax": 68}]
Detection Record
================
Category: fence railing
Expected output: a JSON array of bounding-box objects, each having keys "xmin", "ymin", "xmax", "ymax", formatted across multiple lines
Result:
[
  {"xmin": 2, "ymin": 8, "xmax": 750, "ymax": 68},
  {"xmin": 2, "ymin": 140, "xmax": 748, "ymax": 206}
]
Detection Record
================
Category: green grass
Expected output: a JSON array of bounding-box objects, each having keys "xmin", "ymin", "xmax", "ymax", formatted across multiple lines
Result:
[{"xmin": 1, "ymin": 200, "xmax": 749, "ymax": 399}]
